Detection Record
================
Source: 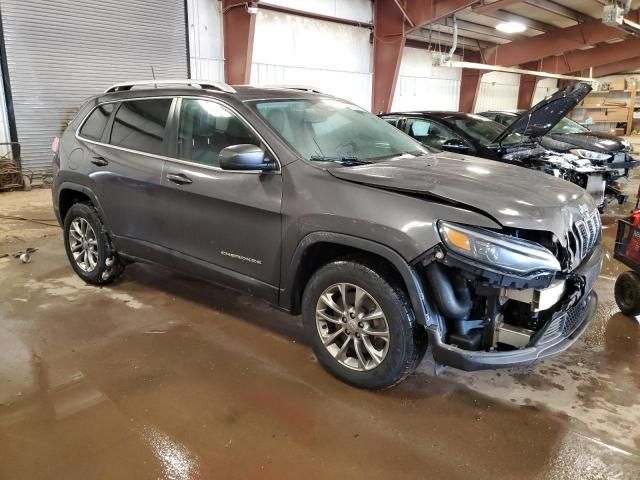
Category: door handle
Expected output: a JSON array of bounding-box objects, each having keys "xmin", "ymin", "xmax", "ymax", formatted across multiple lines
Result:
[
  {"xmin": 91, "ymin": 156, "xmax": 109, "ymax": 167},
  {"xmin": 166, "ymin": 173, "xmax": 193, "ymax": 185}
]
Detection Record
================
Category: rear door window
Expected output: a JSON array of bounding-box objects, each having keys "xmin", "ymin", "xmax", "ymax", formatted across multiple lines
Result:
[
  {"xmin": 79, "ymin": 103, "xmax": 115, "ymax": 141},
  {"xmin": 109, "ymin": 99, "xmax": 172, "ymax": 156}
]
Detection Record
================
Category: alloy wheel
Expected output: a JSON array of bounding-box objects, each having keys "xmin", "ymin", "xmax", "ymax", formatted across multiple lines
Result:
[
  {"xmin": 69, "ymin": 218, "xmax": 99, "ymax": 272},
  {"xmin": 315, "ymin": 282, "xmax": 390, "ymax": 371}
]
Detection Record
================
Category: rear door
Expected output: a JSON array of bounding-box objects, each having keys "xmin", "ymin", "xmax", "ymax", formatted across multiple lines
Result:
[
  {"xmin": 83, "ymin": 97, "xmax": 175, "ymax": 261},
  {"xmin": 159, "ymin": 98, "xmax": 283, "ymax": 298}
]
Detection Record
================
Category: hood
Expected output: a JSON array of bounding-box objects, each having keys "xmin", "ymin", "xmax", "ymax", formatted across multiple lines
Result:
[
  {"xmin": 494, "ymin": 82, "xmax": 592, "ymax": 144},
  {"xmin": 546, "ymin": 131, "xmax": 628, "ymax": 153},
  {"xmin": 328, "ymin": 153, "xmax": 596, "ymax": 241}
]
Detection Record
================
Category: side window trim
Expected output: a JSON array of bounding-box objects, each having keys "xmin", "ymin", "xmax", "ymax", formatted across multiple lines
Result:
[
  {"xmin": 76, "ymin": 96, "xmax": 176, "ymax": 161},
  {"xmin": 76, "ymin": 95, "xmax": 281, "ymax": 173}
]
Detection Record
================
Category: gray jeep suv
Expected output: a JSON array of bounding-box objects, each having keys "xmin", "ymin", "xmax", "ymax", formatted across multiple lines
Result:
[{"xmin": 52, "ymin": 80, "xmax": 603, "ymax": 389}]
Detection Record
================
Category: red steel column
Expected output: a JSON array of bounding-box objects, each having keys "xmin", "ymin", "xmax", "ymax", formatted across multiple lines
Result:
[
  {"xmin": 371, "ymin": 0, "xmax": 406, "ymax": 113},
  {"xmin": 222, "ymin": 1, "xmax": 257, "ymax": 85},
  {"xmin": 517, "ymin": 63, "xmax": 539, "ymax": 109},
  {"xmin": 458, "ymin": 53, "xmax": 483, "ymax": 113}
]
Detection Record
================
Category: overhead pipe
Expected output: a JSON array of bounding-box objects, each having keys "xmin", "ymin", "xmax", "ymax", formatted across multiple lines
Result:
[{"xmin": 444, "ymin": 14, "xmax": 458, "ymax": 63}]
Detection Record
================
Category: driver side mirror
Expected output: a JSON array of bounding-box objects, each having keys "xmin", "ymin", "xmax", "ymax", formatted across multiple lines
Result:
[
  {"xmin": 441, "ymin": 139, "xmax": 471, "ymax": 152},
  {"xmin": 219, "ymin": 144, "xmax": 276, "ymax": 171}
]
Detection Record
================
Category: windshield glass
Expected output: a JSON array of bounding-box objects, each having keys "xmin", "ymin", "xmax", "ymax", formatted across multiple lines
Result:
[
  {"xmin": 252, "ymin": 98, "xmax": 430, "ymax": 165},
  {"xmin": 448, "ymin": 114, "xmax": 529, "ymax": 146},
  {"xmin": 549, "ymin": 117, "xmax": 589, "ymax": 134}
]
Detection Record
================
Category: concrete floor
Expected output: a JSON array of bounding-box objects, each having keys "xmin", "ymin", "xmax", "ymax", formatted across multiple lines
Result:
[{"xmin": 1, "ymin": 183, "xmax": 640, "ymax": 480}]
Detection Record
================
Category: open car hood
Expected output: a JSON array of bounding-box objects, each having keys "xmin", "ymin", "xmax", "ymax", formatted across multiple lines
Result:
[
  {"xmin": 328, "ymin": 153, "xmax": 596, "ymax": 240},
  {"xmin": 493, "ymin": 81, "xmax": 592, "ymax": 144}
]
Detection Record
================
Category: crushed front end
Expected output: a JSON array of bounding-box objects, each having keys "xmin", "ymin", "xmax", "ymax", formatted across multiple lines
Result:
[
  {"xmin": 501, "ymin": 146, "xmax": 638, "ymax": 208},
  {"xmin": 416, "ymin": 213, "xmax": 603, "ymax": 371}
]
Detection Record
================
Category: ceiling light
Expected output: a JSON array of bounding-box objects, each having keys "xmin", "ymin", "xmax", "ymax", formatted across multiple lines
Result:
[{"xmin": 495, "ymin": 21, "xmax": 526, "ymax": 33}]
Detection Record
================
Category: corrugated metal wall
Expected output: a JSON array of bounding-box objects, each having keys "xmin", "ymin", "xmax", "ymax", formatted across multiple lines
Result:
[{"xmin": 0, "ymin": 0, "xmax": 188, "ymax": 173}]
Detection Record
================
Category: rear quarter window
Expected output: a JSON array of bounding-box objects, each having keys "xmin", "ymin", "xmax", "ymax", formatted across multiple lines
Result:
[
  {"xmin": 109, "ymin": 99, "xmax": 173, "ymax": 156},
  {"xmin": 79, "ymin": 103, "xmax": 115, "ymax": 141}
]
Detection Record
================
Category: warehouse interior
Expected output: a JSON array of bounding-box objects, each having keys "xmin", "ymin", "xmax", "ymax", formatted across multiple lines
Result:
[{"xmin": 1, "ymin": 1, "xmax": 640, "ymax": 479}]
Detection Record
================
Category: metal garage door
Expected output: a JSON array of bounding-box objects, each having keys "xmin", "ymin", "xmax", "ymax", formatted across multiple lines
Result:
[{"xmin": 0, "ymin": 0, "xmax": 188, "ymax": 174}]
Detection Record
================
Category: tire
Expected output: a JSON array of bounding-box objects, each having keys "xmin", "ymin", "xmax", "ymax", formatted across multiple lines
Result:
[
  {"xmin": 63, "ymin": 203, "xmax": 124, "ymax": 285},
  {"xmin": 302, "ymin": 259, "xmax": 427, "ymax": 390},
  {"xmin": 614, "ymin": 271, "xmax": 640, "ymax": 317}
]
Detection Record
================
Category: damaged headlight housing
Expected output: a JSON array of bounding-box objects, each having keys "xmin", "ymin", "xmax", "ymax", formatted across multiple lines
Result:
[
  {"xmin": 570, "ymin": 149, "xmax": 611, "ymax": 161},
  {"xmin": 438, "ymin": 221, "xmax": 561, "ymax": 275}
]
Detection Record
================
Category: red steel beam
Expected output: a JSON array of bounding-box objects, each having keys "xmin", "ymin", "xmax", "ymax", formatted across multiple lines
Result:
[
  {"xmin": 517, "ymin": 64, "xmax": 539, "ymax": 109},
  {"xmin": 536, "ymin": 38, "xmax": 640, "ymax": 75},
  {"xmin": 372, "ymin": 1, "xmax": 480, "ymax": 112},
  {"xmin": 372, "ymin": 0, "xmax": 406, "ymax": 113},
  {"xmin": 482, "ymin": 17, "xmax": 630, "ymax": 67},
  {"xmin": 222, "ymin": 0, "xmax": 257, "ymax": 85},
  {"xmin": 594, "ymin": 57, "xmax": 640, "ymax": 77},
  {"xmin": 459, "ymin": 52, "xmax": 484, "ymax": 112}
]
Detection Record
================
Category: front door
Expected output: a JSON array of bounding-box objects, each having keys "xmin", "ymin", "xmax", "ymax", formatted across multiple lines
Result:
[{"xmin": 160, "ymin": 98, "xmax": 283, "ymax": 298}]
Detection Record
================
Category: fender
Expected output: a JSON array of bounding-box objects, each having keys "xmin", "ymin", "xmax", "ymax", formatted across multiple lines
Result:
[{"xmin": 280, "ymin": 231, "xmax": 432, "ymax": 325}]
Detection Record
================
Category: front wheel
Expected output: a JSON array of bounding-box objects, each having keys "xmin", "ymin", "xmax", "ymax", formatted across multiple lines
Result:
[{"xmin": 302, "ymin": 259, "xmax": 426, "ymax": 390}]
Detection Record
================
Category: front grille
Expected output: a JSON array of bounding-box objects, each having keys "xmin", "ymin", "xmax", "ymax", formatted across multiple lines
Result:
[
  {"xmin": 537, "ymin": 296, "xmax": 589, "ymax": 345},
  {"xmin": 562, "ymin": 296, "xmax": 588, "ymax": 335},
  {"xmin": 566, "ymin": 210, "xmax": 600, "ymax": 268},
  {"xmin": 539, "ymin": 316, "xmax": 564, "ymax": 344}
]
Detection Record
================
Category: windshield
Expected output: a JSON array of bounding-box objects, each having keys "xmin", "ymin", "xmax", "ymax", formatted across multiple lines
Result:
[
  {"xmin": 447, "ymin": 114, "xmax": 529, "ymax": 147},
  {"xmin": 549, "ymin": 117, "xmax": 589, "ymax": 134},
  {"xmin": 252, "ymin": 98, "xmax": 430, "ymax": 165}
]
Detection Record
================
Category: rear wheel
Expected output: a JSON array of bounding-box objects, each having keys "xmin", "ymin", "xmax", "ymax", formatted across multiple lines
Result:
[
  {"xmin": 302, "ymin": 259, "xmax": 426, "ymax": 390},
  {"xmin": 614, "ymin": 271, "xmax": 640, "ymax": 317},
  {"xmin": 63, "ymin": 203, "xmax": 124, "ymax": 285}
]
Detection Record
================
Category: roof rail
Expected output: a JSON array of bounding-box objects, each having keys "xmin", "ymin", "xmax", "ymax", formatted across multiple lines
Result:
[
  {"xmin": 264, "ymin": 85, "xmax": 323, "ymax": 94},
  {"xmin": 104, "ymin": 79, "xmax": 236, "ymax": 94}
]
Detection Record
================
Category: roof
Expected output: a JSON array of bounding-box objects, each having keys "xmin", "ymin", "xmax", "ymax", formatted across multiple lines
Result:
[{"xmin": 97, "ymin": 82, "xmax": 326, "ymax": 103}]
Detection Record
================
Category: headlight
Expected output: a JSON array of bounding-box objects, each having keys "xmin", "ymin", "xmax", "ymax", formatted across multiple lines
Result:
[
  {"xmin": 569, "ymin": 149, "xmax": 611, "ymax": 161},
  {"xmin": 438, "ymin": 222, "xmax": 561, "ymax": 275}
]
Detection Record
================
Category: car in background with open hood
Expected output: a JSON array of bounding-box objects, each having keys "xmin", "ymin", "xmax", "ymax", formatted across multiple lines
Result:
[
  {"xmin": 380, "ymin": 82, "xmax": 635, "ymax": 208},
  {"xmin": 479, "ymin": 109, "xmax": 635, "ymax": 203}
]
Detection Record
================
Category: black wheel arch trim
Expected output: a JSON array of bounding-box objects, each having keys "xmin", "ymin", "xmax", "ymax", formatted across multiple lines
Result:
[
  {"xmin": 279, "ymin": 231, "xmax": 433, "ymax": 326},
  {"xmin": 55, "ymin": 182, "xmax": 109, "ymax": 229}
]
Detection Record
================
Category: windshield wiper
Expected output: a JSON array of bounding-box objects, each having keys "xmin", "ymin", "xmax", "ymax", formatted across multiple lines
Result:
[{"xmin": 309, "ymin": 155, "xmax": 372, "ymax": 166}]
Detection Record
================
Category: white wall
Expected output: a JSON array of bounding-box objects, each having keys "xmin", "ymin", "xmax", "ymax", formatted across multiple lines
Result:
[
  {"xmin": 392, "ymin": 48, "xmax": 462, "ymax": 112},
  {"xmin": 0, "ymin": 68, "xmax": 11, "ymax": 158},
  {"xmin": 532, "ymin": 77, "xmax": 558, "ymax": 105},
  {"xmin": 251, "ymin": 9, "xmax": 373, "ymax": 108},
  {"xmin": 474, "ymin": 71, "xmax": 520, "ymax": 112},
  {"xmin": 262, "ymin": 0, "xmax": 372, "ymax": 22},
  {"xmin": 187, "ymin": 0, "xmax": 224, "ymax": 80}
]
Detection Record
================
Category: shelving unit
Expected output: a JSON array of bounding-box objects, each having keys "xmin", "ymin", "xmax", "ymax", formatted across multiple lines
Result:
[{"xmin": 570, "ymin": 78, "xmax": 638, "ymax": 136}]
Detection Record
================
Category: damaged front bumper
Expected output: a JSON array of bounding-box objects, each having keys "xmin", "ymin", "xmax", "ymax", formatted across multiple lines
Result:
[
  {"xmin": 421, "ymin": 238, "xmax": 603, "ymax": 371},
  {"xmin": 426, "ymin": 291, "xmax": 597, "ymax": 371}
]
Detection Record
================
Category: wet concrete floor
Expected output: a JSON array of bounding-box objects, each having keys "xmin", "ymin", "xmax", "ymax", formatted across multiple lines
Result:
[{"xmin": 1, "ymin": 185, "xmax": 640, "ymax": 479}]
